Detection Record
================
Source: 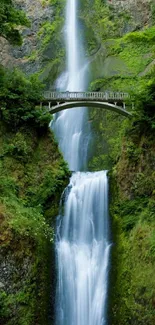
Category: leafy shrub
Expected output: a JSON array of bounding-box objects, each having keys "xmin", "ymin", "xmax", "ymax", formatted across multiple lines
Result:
[
  {"xmin": 124, "ymin": 26, "xmax": 155, "ymax": 43},
  {"xmin": 0, "ymin": 67, "xmax": 51, "ymax": 129},
  {"xmin": 0, "ymin": 175, "xmax": 18, "ymax": 198}
]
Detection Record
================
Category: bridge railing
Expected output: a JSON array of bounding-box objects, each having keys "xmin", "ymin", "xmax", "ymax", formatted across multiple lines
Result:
[{"xmin": 43, "ymin": 91, "xmax": 130, "ymax": 101}]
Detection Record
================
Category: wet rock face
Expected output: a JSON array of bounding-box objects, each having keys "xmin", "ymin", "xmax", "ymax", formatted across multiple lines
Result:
[
  {"xmin": 0, "ymin": 37, "xmax": 14, "ymax": 68},
  {"xmin": 0, "ymin": 0, "xmax": 54, "ymax": 73},
  {"xmin": 0, "ymin": 250, "xmax": 33, "ymax": 295},
  {"xmin": 108, "ymin": 0, "xmax": 152, "ymax": 28},
  {"xmin": 0, "ymin": 240, "xmax": 42, "ymax": 323}
]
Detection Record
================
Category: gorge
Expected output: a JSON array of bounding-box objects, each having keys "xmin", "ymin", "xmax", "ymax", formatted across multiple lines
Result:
[{"xmin": 0, "ymin": 1, "xmax": 155, "ymax": 325}]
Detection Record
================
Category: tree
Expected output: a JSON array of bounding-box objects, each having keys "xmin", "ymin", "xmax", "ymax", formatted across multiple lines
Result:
[{"xmin": 0, "ymin": 66, "xmax": 51, "ymax": 129}]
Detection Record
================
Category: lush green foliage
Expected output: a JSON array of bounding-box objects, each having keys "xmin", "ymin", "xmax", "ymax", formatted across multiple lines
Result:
[
  {"xmin": 0, "ymin": 0, "xmax": 29, "ymax": 45},
  {"xmin": 36, "ymin": 0, "xmax": 65, "ymax": 87},
  {"xmin": 17, "ymin": 0, "xmax": 65, "ymax": 88},
  {"xmin": 110, "ymin": 129, "xmax": 155, "ymax": 324},
  {"xmin": 88, "ymin": 22, "xmax": 155, "ymax": 169},
  {"xmin": 0, "ymin": 66, "xmax": 52, "ymax": 129},
  {"xmin": 0, "ymin": 18, "xmax": 69, "ymax": 321},
  {"xmin": 85, "ymin": 4, "xmax": 155, "ymax": 321},
  {"xmin": 0, "ymin": 3, "xmax": 70, "ymax": 322},
  {"xmin": 104, "ymin": 41, "xmax": 155, "ymax": 324},
  {"xmin": 0, "ymin": 122, "xmax": 69, "ymax": 243},
  {"xmin": 80, "ymin": 0, "xmax": 131, "ymax": 55},
  {"xmin": 1, "ymin": 0, "xmax": 155, "ymax": 324},
  {"xmin": 124, "ymin": 26, "xmax": 155, "ymax": 43},
  {"xmin": 0, "ymin": 120, "xmax": 69, "ymax": 324},
  {"xmin": 38, "ymin": 0, "xmax": 65, "ymax": 53}
]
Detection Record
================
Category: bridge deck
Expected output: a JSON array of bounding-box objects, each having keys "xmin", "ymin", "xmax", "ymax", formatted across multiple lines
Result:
[
  {"xmin": 43, "ymin": 91, "xmax": 130, "ymax": 102},
  {"xmin": 40, "ymin": 91, "xmax": 132, "ymax": 117}
]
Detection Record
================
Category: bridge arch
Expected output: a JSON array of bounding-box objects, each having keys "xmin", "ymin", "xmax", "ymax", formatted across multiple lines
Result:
[{"xmin": 48, "ymin": 101, "xmax": 132, "ymax": 117}]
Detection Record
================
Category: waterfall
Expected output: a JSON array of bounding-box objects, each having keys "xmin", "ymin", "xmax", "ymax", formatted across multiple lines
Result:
[
  {"xmin": 52, "ymin": 0, "xmax": 90, "ymax": 171},
  {"xmin": 52, "ymin": 0, "xmax": 111, "ymax": 324},
  {"xmin": 56, "ymin": 172, "xmax": 111, "ymax": 325}
]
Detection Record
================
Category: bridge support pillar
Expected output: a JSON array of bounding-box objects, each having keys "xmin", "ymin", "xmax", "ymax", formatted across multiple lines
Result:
[
  {"xmin": 48, "ymin": 102, "xmax": 51, "ymax": 110},
  {"xmin": 40, "ymin": 102, "xmax": 42, "ymax": 108},
  {"xmin": 114, "ymin": 102, "xmax": 117, "ymax": 106},
  {"xmin": 123, "ymin": 102, "xmax": 126, "ymax": 109}
]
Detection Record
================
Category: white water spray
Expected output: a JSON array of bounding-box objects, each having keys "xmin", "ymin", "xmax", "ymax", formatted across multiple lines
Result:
[
  {"xmin": 53, "ymin": 0, "xmax": 111, "ymax": 324},
  {"xmin": 56, "ymin": 171, "xmax": 111, "ymax": 325},
  {"xmin": 52, "ymin": 0, "xmax": 89, "ymax": 171}
]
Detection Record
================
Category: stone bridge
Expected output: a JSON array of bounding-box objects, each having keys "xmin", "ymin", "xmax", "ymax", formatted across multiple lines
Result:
[{"xmin": 41, "ymin": 91, "xmax": 132, "ymax": 117}]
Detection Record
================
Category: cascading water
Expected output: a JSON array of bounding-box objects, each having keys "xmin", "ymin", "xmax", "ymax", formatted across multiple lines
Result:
[
  {"xmin": 52, "ymin": 0, "xmax": 90, "ymax": 171},
  {"xmin": 53, "ymin": 0, "xmax": 111, "ymax": 324},
  {"xmin": 56, "ymin": 172, "xmax": 111, "ymax": 325}
]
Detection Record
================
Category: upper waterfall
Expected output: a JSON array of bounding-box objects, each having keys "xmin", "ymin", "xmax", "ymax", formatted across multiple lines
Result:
[
  {"xmin": 52, "ymin": 0, "xmax": 90, "ymax": 171},
  {"xmin": 66, "ymin": 0, "xmax": 80, "ymax": 91}
]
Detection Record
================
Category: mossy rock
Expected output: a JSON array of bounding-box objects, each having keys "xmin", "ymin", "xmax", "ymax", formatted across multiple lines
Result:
[
  {"xmin": 39, "ymin": 58, "xmax": 65, "ymax": 88},
  {"xmin": 0, "ymin": 121, "xmax": 70, "ymax": 325}
]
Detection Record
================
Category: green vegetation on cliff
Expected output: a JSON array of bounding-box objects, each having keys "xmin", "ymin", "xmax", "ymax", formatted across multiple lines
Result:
[
  {"xmin": 0, "ymin": 3, "xmax": 70, "ymax": 324},
  {"xmin": 0, "ymin": 66, "xmax": 51, "ymax": 128},
  {"xmin": 0, "ymin": 117, "xmax": 69, "ymax": 325},
  {"xmin": 0, "ymin": 0, "xmax": 29, "ymax": 45},
  {"xmin": 110, "ymin": 100, "xmax": 155, "ymax": 324},
  {"xmin": 109, "ymin": 60, "xmax": 155, "ymax": 325},
  {"xmin": 1, "ymin": 0, "xmax": 155, "ymax": 324},
  {"xmin": 0, "ymin": 67, "xmax": 70, "ymax": 324},
  {"xmin": 83, "ymin": 1, "xmax": 155, "ymax": 323},
  {"xmin": 35, "ymin": 0, "xmax": 66, "ymax": 87},
  {"xmin": 0, "ymin": 12, "xmax": 69, "ymax": 322},
  {"xmin": 88, "ymin": 20, "xmax": 155, "ymax": 170}
]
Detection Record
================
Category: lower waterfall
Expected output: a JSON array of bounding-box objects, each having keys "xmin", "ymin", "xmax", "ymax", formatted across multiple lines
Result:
[{"xmin": 56, "ymin": 171, "xmax": 111, "ymax": 325}]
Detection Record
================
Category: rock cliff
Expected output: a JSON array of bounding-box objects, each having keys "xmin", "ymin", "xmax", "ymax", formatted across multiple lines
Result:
[
  {"xmin": 108, "ymin": 0, "xmax": 152, "ymax": 27},
  {"xmin": 0, "ymin": 0, "xmax": 64, "ymax": 87},
  {"xmin": 0, "ymin": 0, "xmax": 53, "ymax": 72},
  {"xmin": 0, "ymin": 121, "xmax": 69, "ymax": 325}
]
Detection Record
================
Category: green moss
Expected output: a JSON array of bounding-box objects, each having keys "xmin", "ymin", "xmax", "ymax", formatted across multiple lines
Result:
[
  {"xmin": 108, "ymin": 115, "xmax": 155, "ymax": 323},
  {"xmin": 88, "ymin": 23, "xmax": 155, "ymax": 171},
  {"xmin": 25, "ymin": 50, "xmax": 38, "ymax": 62},
  {"xmin": 124, "ymin": 26, "xmax": 155, "ymax": 43},
  {"xmin": 22, "ymin": 0, "xmax": 66, "ymax": 86},
  {"xmin": 0, "ymin": 0, "xmax": 30, "ymax": 46},
  {"xmin": 84, "ymin": 11, "xmax": 155, "ymax": 321},
  {"xmin": 109, "ymin": 168, "xmax": 155, "ymax": 324},
  {"xmin": 37, "ymin": 8, "xmax": 65, "ymax": 86},
  {"xmin": 0, "ymin": 120, "xmax": 69, "ymax": 324}
]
